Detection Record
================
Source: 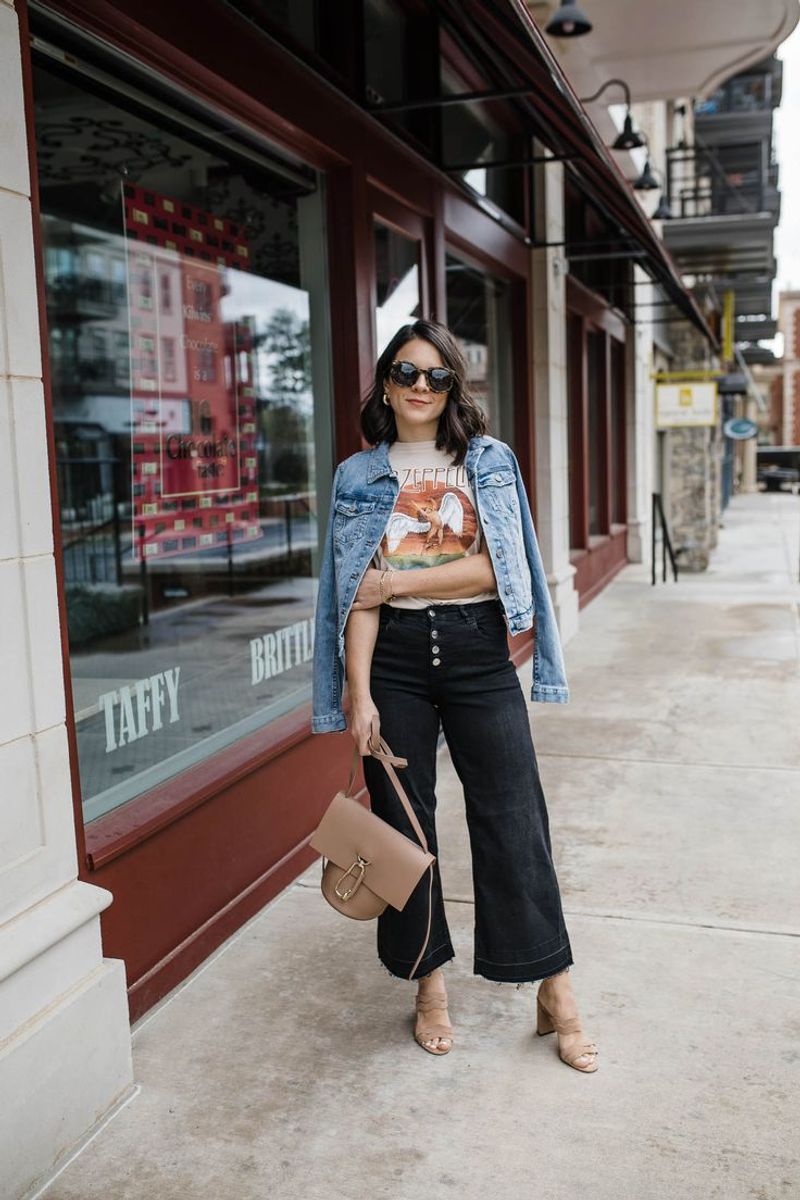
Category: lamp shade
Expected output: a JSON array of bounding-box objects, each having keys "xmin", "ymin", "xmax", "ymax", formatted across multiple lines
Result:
[
  {"xmin": 545, "ymin": 3, "xmax": 592, "ymax": 37},
  {"xmin": 653, "ymin": 194, "xmax": 673, "ymax": 220},
  {"xmin": 612, "ymin": 114, "xmax": 646, "ymax": 151},
  {"xmin": 633, "ymin": 159, "xmax": 660, "ymax": 191}
]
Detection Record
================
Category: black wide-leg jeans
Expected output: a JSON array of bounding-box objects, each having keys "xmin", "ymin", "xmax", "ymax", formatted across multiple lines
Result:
[{"xmin": 362, "ymin": 598, "xmax": 574, "ymax": 984}]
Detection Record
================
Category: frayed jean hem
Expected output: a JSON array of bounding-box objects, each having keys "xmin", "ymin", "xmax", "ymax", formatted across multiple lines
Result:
[{"xmin": 475, "ymin": 953, "xmax": 574, "ymax": 987}]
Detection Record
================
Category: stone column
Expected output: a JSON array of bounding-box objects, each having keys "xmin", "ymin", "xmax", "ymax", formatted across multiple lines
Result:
[
  {"xmin": 530, "ymin": 157, "xmax": 579, "ymax": 644},
  {"xmin": 741, "ymin": 398, "xmax": 758, "ymax": 493},
  {"xmin": 626, "ymin": 268, "xmax": 656, "ymax": 565},
  {"xmin": 657, "ymin": 322, "xmax": 721, "ymax": 572},
  {"xmin": 0, "ymin": 6, "xmax": 133, "ymax": 1198}
]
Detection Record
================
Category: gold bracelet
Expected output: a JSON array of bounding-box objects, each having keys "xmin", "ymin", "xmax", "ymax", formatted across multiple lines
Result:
[{"xmin": 379, "ymin": 568, "xmax": 394, "ymax": 603}]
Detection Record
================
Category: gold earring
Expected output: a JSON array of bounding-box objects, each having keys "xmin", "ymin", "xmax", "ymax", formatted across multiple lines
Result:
[{"xmin": 382, "ymin": 392, "xmax": 390, "ymax": 406}]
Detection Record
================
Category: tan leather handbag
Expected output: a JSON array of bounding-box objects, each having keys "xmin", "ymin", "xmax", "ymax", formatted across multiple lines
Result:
[{"xmin": 309, "ymin": 720, "xmax": 435, "ymax": 979}]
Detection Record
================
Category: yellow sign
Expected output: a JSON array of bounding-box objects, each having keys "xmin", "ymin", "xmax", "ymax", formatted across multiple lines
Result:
[
  {"xmin": 655, "ymin": 382, "xmax": 717, "ymax": 428},
  {"xmin": 722, "ymin": 290, "xmax": 735, "ymax": 363}
]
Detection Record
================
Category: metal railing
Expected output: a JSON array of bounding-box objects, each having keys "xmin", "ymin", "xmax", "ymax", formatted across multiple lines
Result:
[
  {"xmin": 695, "ymin": 72, "xmax": 775, "ymax": 117},
  {"xmin": 651, "ymin": 493, "xmax": 679, "ymax": 586},
  {"xmin": 665, "ymin": 141, "xmax": 775, "ymax": 220},
  {"xmin": 57, "ymin": 457, "xmax": 126, "ymax": 586}
]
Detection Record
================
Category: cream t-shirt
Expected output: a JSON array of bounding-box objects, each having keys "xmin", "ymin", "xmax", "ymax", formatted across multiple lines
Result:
[{"xmin": 371, "ymin": 438, "xmax": 499, "ymax": 609}]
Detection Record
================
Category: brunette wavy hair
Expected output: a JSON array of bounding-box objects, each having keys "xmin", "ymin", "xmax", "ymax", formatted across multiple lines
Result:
[{"xmin": 360, "ymin": 319, "xmax": 487, "ymax": 465}]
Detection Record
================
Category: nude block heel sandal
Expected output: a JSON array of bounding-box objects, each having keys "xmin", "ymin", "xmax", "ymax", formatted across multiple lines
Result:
[
  {"xmin": 536, "ymin": 992, "xmax": 598, "ymax": 1073},
  {"xmin": 414, "ymin": 992, "xmax": 454, "ymax": 1056}
]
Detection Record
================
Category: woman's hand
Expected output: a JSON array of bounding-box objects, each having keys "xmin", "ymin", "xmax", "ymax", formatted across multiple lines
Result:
[
  {"xmin": 349, "ymin": 699, "xmax": 381, "ymax": 756},
  {"xmin": 351, "ymin": 568, "xmax": 385, "ymax": 610}
]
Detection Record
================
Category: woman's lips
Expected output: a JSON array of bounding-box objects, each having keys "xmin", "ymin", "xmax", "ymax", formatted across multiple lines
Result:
[{"xmin": 405, "ymin": 397, "xmax": 429, "ymax": 407}]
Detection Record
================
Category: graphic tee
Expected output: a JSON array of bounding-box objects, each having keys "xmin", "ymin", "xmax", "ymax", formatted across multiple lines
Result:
[{"xmin": 371, "ymin": 438, "xmax": 499, "ymax": 610}]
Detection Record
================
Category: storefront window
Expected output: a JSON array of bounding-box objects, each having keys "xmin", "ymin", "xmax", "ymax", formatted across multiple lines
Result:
[
  {"xmin": 440, "ymin": 65, "xmax": 525, "ymax": 226},
  {"xmin": 587, "ymin": 331, "xmax": 604, "ymax": 536},
  {"xmin": 446, "ymin": 252, "xmax": 514, "ymax": 442},
  {"xmin": 33, "ymin": 60, "xmax": 331, "ymax": 822},
  {"xmin": 609, "ymin": 340, "xmax": 626, "ymax": 526},
  {"xmin": 374, "ymin": 222, "xmax": 421, "ymax": 353}
]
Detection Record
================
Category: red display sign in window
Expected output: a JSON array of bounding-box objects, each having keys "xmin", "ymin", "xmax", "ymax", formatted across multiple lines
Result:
[{"xmin": 123, "ymin": 183, "xmax": 261, "ymax": 560}]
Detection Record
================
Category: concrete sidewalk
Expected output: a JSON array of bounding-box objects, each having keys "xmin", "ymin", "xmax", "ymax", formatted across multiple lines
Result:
[{"xmin": 40, "ymin": 493, "xmax": 800, "ymax": 1200}]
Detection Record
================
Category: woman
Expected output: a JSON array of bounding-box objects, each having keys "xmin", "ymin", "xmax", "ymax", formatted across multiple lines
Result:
[{"xmin": 311, "ymin": 319, "xmax": 597, "ymax": 1071}]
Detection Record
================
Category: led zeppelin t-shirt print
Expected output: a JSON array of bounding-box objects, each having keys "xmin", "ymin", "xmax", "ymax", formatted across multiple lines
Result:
[{"xmin": 371, "ymin": 438, "xmax": 499, "ymax": 610}]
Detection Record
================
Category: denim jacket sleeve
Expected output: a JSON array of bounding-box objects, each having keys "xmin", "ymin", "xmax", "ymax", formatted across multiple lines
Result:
[
  {"xmin": 311, "ymin": 464, "xmax": 348, "ymax": 733},
  {"xmin": 508, "ymin": 448, "xmax": 570, "ymax": 704}
]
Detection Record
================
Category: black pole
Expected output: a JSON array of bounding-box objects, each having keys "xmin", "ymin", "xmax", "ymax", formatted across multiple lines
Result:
[
  {"xmin": 284, "ymin": 497, "xmax": 293, "ymax": 565},
  {"xmin": 138, "ymin": 523, "xmax": 149, "ymax": 625},
  {"xmin": 112, "ymin": 459, "xmax": 122, "ymax": 587},
  {"xmin": 227, "ymin": 525, "xmax": 234, "ymax": 597},
  {"xmin": 651, "ymin": 493, "xmax": 656, "ymax": 586}
]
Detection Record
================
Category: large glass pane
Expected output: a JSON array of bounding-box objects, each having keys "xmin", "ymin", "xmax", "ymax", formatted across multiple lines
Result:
[
  {"xmin": 566, "ymin": 314, "xmax": 583, "ymax": 550},
  {"xmin": 33, "ymin": 59, "xmax": 331, "ymax": 821},
  {"xmin": 445, "ymin": 252, "xmax": 513, "ymax": 442},
  {"xmin": 608, "ymin": 340, "xmax": 626, "ymax": 525},
  {"xmin": 587, "ymin": 331, "xmax": 604, "ymax": 536},
  {"xmin": 440, "ymin": 64, "xmax": 525, "ymax": 226},
  {"xmin": 374, "ymin": 222, "xmax": 421, "ymax": 353}
]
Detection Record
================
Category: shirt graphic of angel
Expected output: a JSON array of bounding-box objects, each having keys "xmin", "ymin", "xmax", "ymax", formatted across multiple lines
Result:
[{"xmin": 385, "ymin": 490, "xmax": 465, "ymax": 554}]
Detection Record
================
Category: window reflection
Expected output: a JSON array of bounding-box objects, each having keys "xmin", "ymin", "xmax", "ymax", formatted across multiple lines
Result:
[
  {"xmin": 34, "ymin": 62, "xmax": 331, "ymax": 821},
  {"xmin": 374, "ymin": 222, "xmax": 421, "ymax": 353},
  {"xmin": 445, "ymin": 252, "xmax": 513, "ymax": 442}
]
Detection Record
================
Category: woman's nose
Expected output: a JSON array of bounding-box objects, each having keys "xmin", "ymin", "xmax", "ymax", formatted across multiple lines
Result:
[{"xmin": 412, "ymin": 374, "xmax": 430, "ymax": 392}]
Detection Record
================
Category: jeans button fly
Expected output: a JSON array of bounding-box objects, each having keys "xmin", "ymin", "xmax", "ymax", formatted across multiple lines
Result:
[
  {"xmin": 432, "ymin": 658, "xmax": 441, "ymax": 666},
  {"xmin": 431, "ymin": 645, "xmax": 440, "ymax": 654},
  {"xmin": 431, "ymin": 629, "xmax": 439, "ymax": 638}
]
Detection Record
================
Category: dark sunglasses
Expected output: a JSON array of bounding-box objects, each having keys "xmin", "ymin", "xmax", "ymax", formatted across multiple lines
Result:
[{"xmin": 389, "ymin": 360, "xmax": 455, "ymax": 393}]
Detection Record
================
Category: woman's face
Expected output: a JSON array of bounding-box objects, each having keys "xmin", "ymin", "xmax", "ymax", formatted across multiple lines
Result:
[{"xmin": 383, "ymin": 337, "xmax": 451, "ymax": 441}]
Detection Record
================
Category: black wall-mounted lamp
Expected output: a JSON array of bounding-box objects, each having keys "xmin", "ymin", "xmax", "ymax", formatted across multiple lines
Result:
[
  {"xmin": 652, "ymin": 194, "xmax": 673, "ymax": 220},
  {"xmin": 579, "ymin": 79, "xmax": 646, "ymax": 150},
  {"xmin": 545, "ymin": 3, "xmax": 592, "ymax": 37},
  {"xmin": 633, "ymin": 159, "xmax": 660, "ymax": 190}
]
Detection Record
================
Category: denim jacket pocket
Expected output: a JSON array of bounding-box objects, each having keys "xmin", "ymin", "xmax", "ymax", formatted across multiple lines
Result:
[{"xmin": 333, "ymin": 496, "xmax": 377, "ymax": 549}]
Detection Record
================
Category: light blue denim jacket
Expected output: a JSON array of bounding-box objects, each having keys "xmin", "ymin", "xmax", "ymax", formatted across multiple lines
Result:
[{"xmin": 311, "ymin": 434, "xmax": 569, "ymax": 733}]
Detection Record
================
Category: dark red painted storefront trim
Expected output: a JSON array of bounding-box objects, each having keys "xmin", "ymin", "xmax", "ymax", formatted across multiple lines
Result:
[
  {"xmin": 572, "ymin": 528, "xmax": 629, "ymax": 608},
  {"xmin": 25, "ymin": 0, "xmax": 537, "ymax": 1018},
  {"xmin": 564, "ymin": 279, "xmax": 629, "ymax": 600}
]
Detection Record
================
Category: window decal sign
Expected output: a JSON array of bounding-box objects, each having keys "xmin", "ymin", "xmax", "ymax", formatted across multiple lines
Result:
[
  {"xmin": 97, "ymin": 667, "xmax": 181, "ymax": 753},
  {"xmin": 123, "ymin": 183, "xmax": 262, "ymax": 560}
]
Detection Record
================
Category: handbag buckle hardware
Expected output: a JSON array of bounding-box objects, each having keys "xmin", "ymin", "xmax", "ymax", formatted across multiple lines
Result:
[{"xmin": 334, "ymin": 855, "xmax": 371, "ymax": 901}]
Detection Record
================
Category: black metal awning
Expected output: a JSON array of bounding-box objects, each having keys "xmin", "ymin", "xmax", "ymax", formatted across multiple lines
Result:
[{"xmin": 398, "ymin": 0, "xmax": 717, "ymax": 345}]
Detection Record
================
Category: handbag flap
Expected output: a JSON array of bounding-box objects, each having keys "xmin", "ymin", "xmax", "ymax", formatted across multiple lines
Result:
[{"xmin": 310, "ymin": 791, "xmax": 434, "ymax": 911}]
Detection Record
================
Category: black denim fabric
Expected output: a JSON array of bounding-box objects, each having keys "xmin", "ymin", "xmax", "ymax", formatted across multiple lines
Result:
[{"xmin": 361, "ymin": 598, "xmax": 574, "ymax": 983}]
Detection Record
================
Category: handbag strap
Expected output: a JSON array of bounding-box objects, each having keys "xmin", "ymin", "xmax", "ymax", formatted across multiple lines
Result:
[
  {"xmin": 346, "ymin": 718, "xmax": 429, "ymax": 853},
  {"xmin": 344, "ymin": 716, "xmax": 434, "ymax": 980}
]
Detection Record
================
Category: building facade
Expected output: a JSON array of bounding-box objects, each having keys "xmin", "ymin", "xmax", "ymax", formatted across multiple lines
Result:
[{"xmin": 1, "ymin": 0, "xmax": 796, "ymax": 1195}]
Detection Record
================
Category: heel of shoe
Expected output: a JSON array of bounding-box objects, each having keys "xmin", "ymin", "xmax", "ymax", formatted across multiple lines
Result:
[{"xmin": 536, "ymin": 995, "xmax": 555, "ymax": 1036}]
